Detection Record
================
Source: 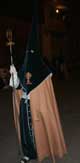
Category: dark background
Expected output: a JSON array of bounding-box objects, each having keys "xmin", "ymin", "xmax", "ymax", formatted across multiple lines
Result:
[{"xmin": 0, "ymin": 0, "xmax": 80, "ymax": 72}]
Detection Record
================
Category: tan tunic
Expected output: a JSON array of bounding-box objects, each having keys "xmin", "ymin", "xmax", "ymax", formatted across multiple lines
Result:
[{"xmin": 12, "ymin": 76, "xmax": 67, "ymax": 162}]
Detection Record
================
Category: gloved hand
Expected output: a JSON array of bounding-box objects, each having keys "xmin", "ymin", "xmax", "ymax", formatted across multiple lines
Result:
[
  {"xmin": 10, "ymin": 64, "xmax": 17, "ymax": 75},
  {"xmin": 9, "ymin": 64, "xmax": 20, "ymax": 88}
]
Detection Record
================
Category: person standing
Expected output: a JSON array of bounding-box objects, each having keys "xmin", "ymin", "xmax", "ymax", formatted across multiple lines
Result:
[{"xmin": 9, "ymin": 0, "xmax": 67, "ymax": 162}]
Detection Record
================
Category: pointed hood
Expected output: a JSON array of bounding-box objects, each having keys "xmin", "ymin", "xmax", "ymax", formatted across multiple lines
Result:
[{"xmin": 18, "ymin": 0, "xmax": 52, "ymax": 94}]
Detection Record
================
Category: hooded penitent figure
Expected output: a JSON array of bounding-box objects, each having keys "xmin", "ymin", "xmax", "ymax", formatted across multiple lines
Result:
[{"xmin": 9, "ymin": 0, "xmax": 67, "ymax": 163}]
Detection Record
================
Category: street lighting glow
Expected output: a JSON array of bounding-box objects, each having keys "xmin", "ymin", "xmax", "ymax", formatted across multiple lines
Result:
[{"xmin": 56, "ymin": 9, "xmax": 59, "ymax": 13}]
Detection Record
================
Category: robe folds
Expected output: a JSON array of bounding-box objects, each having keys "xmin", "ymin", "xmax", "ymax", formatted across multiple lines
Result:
[{"xmin": 12, "ymin": 75, "xmax": 67, "ymax": 162}]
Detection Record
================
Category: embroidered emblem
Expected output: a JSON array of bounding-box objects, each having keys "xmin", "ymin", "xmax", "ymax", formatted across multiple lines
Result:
[{"xmin": 25, "ymin": 72, "xmax": 32, "ymax": 85}]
